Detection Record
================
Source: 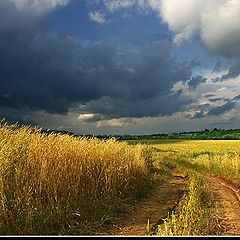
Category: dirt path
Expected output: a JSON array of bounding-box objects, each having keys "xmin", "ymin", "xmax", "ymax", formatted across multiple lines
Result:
[
  {"xmin": 96, "ymin": 171, "xmax": 189, "ymax": 236},
  {"xmin": 202, "ymin": 174, "xmax": 240, "ymax": 236},
  {"xmin": 94, "ymin": 170, "xmax": 240, "ymax": 236}
]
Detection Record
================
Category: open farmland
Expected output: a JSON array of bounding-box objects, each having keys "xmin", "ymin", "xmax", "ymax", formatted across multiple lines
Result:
[
  {"xmin": 126, "ymin": 139, "xmax": 240, "ymax": 186},
  {"xmin": 123, "ymin": 139, "xmax": 240, "ymax": 236},
  {"xmin": 0, "ymin": 122, "xmax": 240, "ymax": 236}
]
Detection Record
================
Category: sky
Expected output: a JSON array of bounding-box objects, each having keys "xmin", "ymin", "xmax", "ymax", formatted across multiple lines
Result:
[{"xmin": 1, "ymin": 0, "xmax": 240, "ymax": 135}]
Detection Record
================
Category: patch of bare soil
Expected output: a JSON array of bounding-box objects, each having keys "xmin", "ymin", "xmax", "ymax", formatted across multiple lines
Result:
[
  {"xmin": 202, "ymin": 174, "xmax": 240, "ymax": 236},
  {"xmin": 95, "ymin": 171, "xmax": 189, "ymax": 236}
]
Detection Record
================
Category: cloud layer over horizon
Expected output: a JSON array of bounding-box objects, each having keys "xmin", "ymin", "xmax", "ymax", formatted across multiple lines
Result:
[
  {"xmin": 1, "ymin": 0, "xmax": 240, "ymax": 134},
  {"xmin": 0, "ymin": 1, "xmax": 196, "ymax": 123}
]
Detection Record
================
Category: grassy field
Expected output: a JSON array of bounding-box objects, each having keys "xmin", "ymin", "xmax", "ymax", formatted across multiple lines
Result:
[
  {"xmin": 1, "ymin": 121, "xmax": 240, "ymax": 236},
  {"xmin": 126, "ymin": 139, "xmax": 240, "ymax": 186},
  {"xmin": 126, "ymin": 139, "xmax": 240, "ymax": 236}
]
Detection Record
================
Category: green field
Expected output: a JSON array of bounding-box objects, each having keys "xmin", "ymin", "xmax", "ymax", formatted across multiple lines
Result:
[
  {"xmin": 126, "ymin": 138, "xmax": 240, "ymax": 184},
  {"xmin": 127, "ymin": 139, "xmax": 240, "ymax": 236}
]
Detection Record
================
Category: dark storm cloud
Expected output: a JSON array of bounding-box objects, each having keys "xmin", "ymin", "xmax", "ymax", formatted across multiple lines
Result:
[
  {"xmin": 204, "ymin": 94, "xmax": 214, "ymax": 98},
  {"xmin": 207, "ymin": 102, "xmax": 236, "ymax": 116},
  {"xmin": 78, "ymin": 41, "xmax": 194, "ymax": 120},
  {"xmin": 211, "ymin": 77, "xmax": 221, "ymax": 83},
  {"xmin": 221, "ymin": 61, "xmax": 240, "ymax": 81},
  {"xmin": 0, "ymin": 1, "xmax": 82, "ymax": 114},
  {"xmin": 190, "ymin": 57, "xmax": 201, "ymax": 68},
  {"xmin": 208, "ymin": 97, "xmax": 228, "ymax": 103},
  {"xmin": 190, "ymin": 111, "xmax": 205, "ymax": 119},
  {"xmin": 190, "ymin": 91, "xmax": 239, "ymax": 120},
  {"xmin": 233, "ymin": 94, "xmax": 240, "ymax": 101},
  {"xmin": 188, "ymin": 75, "xmax": 207, "ymax": 88},
  {"xmin": 0, "ymin": 106, "xmax": 39, "ymax": 127},
  {"xmin": 189, "ymin": 103, "xmax": 210, "ymax": 119},
  {"xmin": 212, "ymin": 61, "xmax": 222, "ymax": 73},
  {"xmin": 0, "ymin": 1, "xmax": 195, "ymax": 123},
  {"xmin": 82, "ymin": 91, "xmax": 193, "ymax": 121},
  {"xmin": 210, "ymin": 61, "xmax": 240, "ymax": 83}
]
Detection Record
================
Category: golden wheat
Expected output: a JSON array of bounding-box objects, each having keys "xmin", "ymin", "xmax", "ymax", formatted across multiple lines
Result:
[{"xmin": 0, "ymin": 120, "xmax": 153, "ymax": 235}]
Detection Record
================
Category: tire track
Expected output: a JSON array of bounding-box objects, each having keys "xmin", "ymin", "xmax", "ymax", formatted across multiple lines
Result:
[
  {"xmin": 95, "ymin": 171, "xmax": 189, "ymax": 236},
  {"xmin": 202, "ymin": 174, "xmax": 240, "ymax": 236}
]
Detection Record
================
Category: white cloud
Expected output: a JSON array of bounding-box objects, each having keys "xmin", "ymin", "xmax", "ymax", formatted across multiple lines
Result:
[
  {"xmin": 147, "ymin": 0, "xmax": 230, "ymax": 47},
  {"xmin": 159, "ymin": 0, "xmax": 202, "ymax": 45},
  {"xmin": 8, "ymin": 0, "xmax": 70, "ymax": 14},
  {"xmin": 97, "ymin": 119, "xmax": 123, "ymax": 127},
  {"xmin": 148, "ymin": 0, "xmax": 240, "ymax": 57},
  {"xmin": 201, "ymin": 0, "xmax": 240, "ymax": 57},
  {"xmin": 105, "ymin": 0, "xmax": 135, "ymax": 13},
  {"xmin": 96, "ymin": 118, "xmax": 134, "ymax": 127},
  {"xmin": 89, "ymin": 11, "xmax": 107, "ymax": 24},
  {"xmin": 89, "ymin": 0, "xmax": 240, "ymax": 57},
  {"xmin": 77, "ymin": 113, "xmax": 96, "ymax": 121}
]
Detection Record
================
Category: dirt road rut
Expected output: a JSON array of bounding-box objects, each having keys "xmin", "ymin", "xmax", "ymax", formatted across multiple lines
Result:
[
  {"xmin": 97, "ymin": 171, "xmax": 188, "ymax": 236},
  {"xmin": 95, "ymin": 171, "xmax": 240, "ymax": 236},
  {"xmin": 203, "ymin": 174, "xmax": 240, "ymax": 236}
]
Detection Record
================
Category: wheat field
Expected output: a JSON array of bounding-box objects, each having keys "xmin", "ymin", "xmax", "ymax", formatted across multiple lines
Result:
[
  {"xmin": 0, "ymin": 120, "xmax": 154, "ymax": 235},
  {"xmin": 2, "ymin": 122, "xmax": 240, "ymax": 236}
]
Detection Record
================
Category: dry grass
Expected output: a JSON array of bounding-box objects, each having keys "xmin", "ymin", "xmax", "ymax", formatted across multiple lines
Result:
[{"xmin": 0, "ymin": 120, "xmax": 154, "ymax": 235}]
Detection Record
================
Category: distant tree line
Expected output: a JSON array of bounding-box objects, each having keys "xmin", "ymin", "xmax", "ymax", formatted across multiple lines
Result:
[
  {"xmin": 181, "ymin": 128, "xmax": 240, "ymax": 140},
  {"xmin": 117, "ymin": 129, "xmax": 240, "ymax": 140},
  {"xmin": 40, "ymin": 128, "xmax": 240, "ymax": 140}
]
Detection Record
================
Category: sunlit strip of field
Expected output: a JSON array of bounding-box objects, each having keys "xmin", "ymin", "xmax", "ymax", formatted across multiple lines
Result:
[
  {"xmin": 126, "ymin": 139, "xmax": 240, "ymax": 186},
  {"xmin": 126, "ymin": 139, "xmax": 240, "ymax": 154}
]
